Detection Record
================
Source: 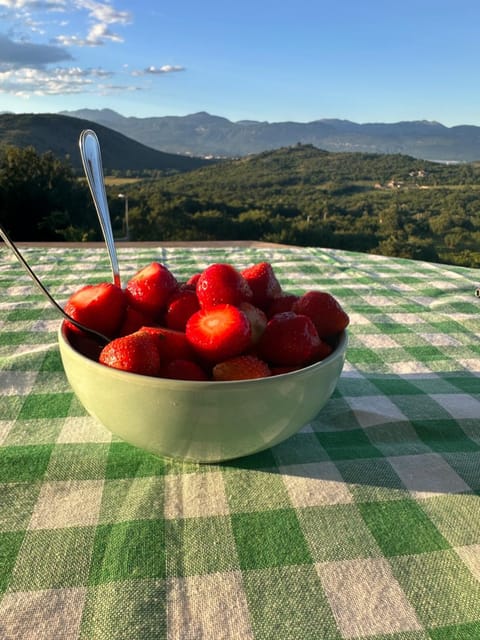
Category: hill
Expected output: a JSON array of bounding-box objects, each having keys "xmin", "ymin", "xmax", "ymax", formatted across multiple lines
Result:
[
  {"xmin": 0, "ymin": 113, "xmax": 211, "ymax": 172},
  {"xmin": 60, "ymin": 108, "xmax": 480, "ymax": 162},
  {"xmin": 2, "ymin": 141, "xmax": 479, "ymax": 267},
  {"xmin": 141, "ymin": 143, "xmax": 477, "ymax": 195},
  {"xmin": 119, "ymin": 144, "xmax": 480, "ymax": 267}
]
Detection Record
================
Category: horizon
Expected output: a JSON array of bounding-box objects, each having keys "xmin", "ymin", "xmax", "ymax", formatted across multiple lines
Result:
[
  {"xmin": 1, "ymin": 1, "xmax": 479, "ymax": 128},
  {"xmin": 2, "ymin": 108, "xmax": 478, "ymax": 130}
]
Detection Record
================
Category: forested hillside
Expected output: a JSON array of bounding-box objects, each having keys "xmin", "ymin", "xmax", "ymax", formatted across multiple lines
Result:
[
  {"xmin": 0, "ymin": 113, "xmax": 211, "ymax": 172},
  {"xmin": 116, "ymin": 145, "xmax": 480, "ymax": 267},
  {"xmin": 1, "ymin": 142, "xmax": 479, "ymax": 268}
]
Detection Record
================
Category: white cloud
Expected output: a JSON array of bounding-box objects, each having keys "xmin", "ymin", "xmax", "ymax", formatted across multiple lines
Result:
[
  {"xmin": 133, "ymin": 64, "xmax": 186, "ymax": 76},
  {"xmin": 0, "ymin": 64, "xmax": 142, "ymax": 95},
  {"xmin": 0, "ymin": 0, "xmax": 127, "ymax": 18},
  {"xmin": 76, "ymin": 0, "xmax": 129, "ymax": 25},
  {"xmin": 0, "ymin": 1, "xmax": 185, "ymax": 98},
  {"xmin": 3, "ymin": 0, "xmax": 132, "ymax": 47},
  {"xmin": 53, "ymin": 1, "xmax": 131, "ymax": 47},
  {"xmin": 0, "ymin": 1, "xmax": 67, "ymax": 8},
  {"xmin": 56, "ymin": 21, "xmax": 123, "ymax": 46}
]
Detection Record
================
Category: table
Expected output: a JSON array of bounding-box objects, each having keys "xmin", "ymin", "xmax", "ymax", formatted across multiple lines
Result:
[{"xmin": 1, "ymin": 243, "xmax": 479, "ymax": 640}]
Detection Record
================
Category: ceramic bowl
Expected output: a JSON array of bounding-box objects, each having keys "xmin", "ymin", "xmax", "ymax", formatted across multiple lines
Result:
[{"xmin": 58, "ymin": 322, "xmax": 347, "ymax": 463}]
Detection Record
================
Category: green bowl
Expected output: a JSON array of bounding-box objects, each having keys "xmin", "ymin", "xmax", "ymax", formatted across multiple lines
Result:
[{"xmin": 58, "ymin": 323, "xmax": 347, "ymax": 463}]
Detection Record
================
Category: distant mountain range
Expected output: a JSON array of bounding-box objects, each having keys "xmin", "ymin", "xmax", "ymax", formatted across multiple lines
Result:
[
  {"xmin": 0, "ymin": 113, "xmax": 210, "ymax": 172},
  {"xmin": 59, "ymin": 108, "xmax": 480, "ymax": 162}
]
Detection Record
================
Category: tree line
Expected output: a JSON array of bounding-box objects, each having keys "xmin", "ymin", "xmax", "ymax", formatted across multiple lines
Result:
[{"xmin": 1, "ymin": 144, "xmax": 479, "ymax": 267}]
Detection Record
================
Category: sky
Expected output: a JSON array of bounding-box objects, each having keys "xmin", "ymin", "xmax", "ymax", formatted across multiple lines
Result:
[{"xmin": 1, "ymin": 0, "xmax": 480, "ymax": 126}]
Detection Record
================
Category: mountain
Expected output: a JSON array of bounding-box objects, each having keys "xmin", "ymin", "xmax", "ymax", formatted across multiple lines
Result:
[
  {"xmin": 60, "ymin": 109, "xmax": 480, "ymax": 162},
  {"xmin": 0, "ymin": 113, "xmax": 211, "ymax": 172}
]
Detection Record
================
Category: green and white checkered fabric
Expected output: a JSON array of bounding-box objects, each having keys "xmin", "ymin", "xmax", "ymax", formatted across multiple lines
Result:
[{"xmin": 1, "ymin": 244, "xmax": 480, "ymax": 640}]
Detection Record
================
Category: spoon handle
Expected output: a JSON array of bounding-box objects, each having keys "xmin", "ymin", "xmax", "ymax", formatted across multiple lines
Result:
[
  {"xmin": 79, "ymin": 129, "xmax": 121, "ymax": 288},
  {"xmin": 0, "ymin": 225, "xmax": 110, "ymax": 344}
]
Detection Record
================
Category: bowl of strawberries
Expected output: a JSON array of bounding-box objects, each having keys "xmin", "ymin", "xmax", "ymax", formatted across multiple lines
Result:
[{"xmin": 58, "ymin": 260, "xmax": 348, "ymax": 463}]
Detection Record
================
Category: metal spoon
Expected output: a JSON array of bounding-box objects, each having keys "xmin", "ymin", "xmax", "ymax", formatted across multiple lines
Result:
[
  {"xmin": 0, "ymin": 225, "xmax": 110, "ymax": 344},
  {"xmin": 79, "ymin": 129, "xmax": 121, "ymax": 288}
]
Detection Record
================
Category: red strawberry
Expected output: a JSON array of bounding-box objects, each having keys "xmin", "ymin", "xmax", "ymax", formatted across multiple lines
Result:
[
  {"xmin": 238, "ymin": 302, "xmax": 267, "ymax": 345},
  {"xmin": 213, "ymin": 355, "xmax": 271, "ymax": 381},
  {"xmin": 310, "ymin": 340, "xmax": 333, "ymax": 363},
  {"xmin": 258, "ymin": 311, "xmax": 321, "ymax": 366},
  {"xmin": 292, "ymin": 291, "xmax": 349, "ymax": 339},
  {"xmin": 125, "ymin": 262, "xmax": 178, "ymax": 318},
  {"xmin": 165, "ymin": 288, "xmax": 200, "ymax": 331},
  {"xmin": 271, "ymin": 365, "xmax": 301, "ymax": 375},
  {"xmin": 241, "ymin": 262, "xmax": 282, "ymax": 309},
  {"xmin": 267, "ymin": 293, "xmax": 299, "ymax": 318},
  {"xmin": 99, "ymin": 330, "xmax": 161, "ymax": 376},
  {"xmin": 186, "ymin": 273, "xmax": 201, "ymax": 288},
  {"xmin": 140, "ymin": 326, "xmax": 194, "ymax": 363},
  {"xmin": 186, "ymin": 304, "xmax": 251, "ymax": 362},
  {"xmin": 117, "ymin": 305, "xmax": 153, "ymax": 337},
  {"xmin": 64, "ymin": 282, "xmax": 126, "ymax": 338},
  {"xmin": 162, "ymin": 359, "xmax": 209, "ymax": 381},
  {"xmin": 66, "ymin": 327, "xmax": 104, "ymax": 362},
  {"xmin": 196, "ymin": 263, "xmax": 252, "ymax": 309}
]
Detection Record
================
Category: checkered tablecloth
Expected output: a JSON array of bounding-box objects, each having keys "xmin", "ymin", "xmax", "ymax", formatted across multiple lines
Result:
[{"xmin": 1, "ymin": 243, "xmax": 480, "ymax": 640}]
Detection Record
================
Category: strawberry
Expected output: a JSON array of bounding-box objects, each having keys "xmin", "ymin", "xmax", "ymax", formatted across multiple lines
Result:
[
  {"xmin": 292, "ymin": 291, "xmax": 349, "ymax": 339},
  {"xmin": 64, "ymin": 281, "xmax": 126, "ymax": 338},
  {"xmin": 241, "ymin": 262, "xmax": 282, "ymax": 310},
  {"xmin": 162, "ymin": 359, "xmax": 209, "ymax": 381},
  {"xmin": 125, "ymin": 262, "xmax": 178, "ymax": 318},
  {"xmin": 186, "ymin": 273, "xmax": 201, "ymax": 288},
  {"xmin": 213, "ymin": 355, "xmax": 271, "ymax": 381},
  {"xmin": 310, "ymin": 340, "xmax": 333, "ymax": 363},
  {"xmin": 186, "ymin": 304, "xmax": 251, "ymax": 362},
  {"xmin": 267, "ymin": 293, "xmax": 299, "ymax": 318},
  {"xmin": 165, "ymin": 288, "xmax": 200, "ymax": 331},
  {"xmin": 117, "ymin": 305, "xmax": 153, "ymax": 337},
  {"xmin": 66, "ymin": 328, "xmax": 104, "ymax": 362},
  {"xmin": 140, "ymin": 326, "xmax": 194, "ymax": 363},
  {"xmin": 258, "ymin": 311, "xmax": 321, "ymax": 366},
  {"xmin": 271, "ymin": 365, "xmax": 301, "ymax": 375},
  {"xmin": 238, "ymin": 301, "xmax": 267, "ymax": 345},
  {"xmin": 196, "ymin": 263, "xmax": 252, "ymax": 309},
  {"xmin": 99, "ymin": 330, "xmax": 161, "ymax": 376}
]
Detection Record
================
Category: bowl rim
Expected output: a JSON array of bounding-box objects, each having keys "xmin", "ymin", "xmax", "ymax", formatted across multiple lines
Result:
[{"xmin": 58, "ymin": 321, "xmax": 348, "ymax": 389}]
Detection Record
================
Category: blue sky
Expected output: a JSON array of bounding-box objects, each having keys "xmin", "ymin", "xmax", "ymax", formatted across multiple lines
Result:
[{"xmin": 1, "ymin": 0, "xmax": 480, "ymax": 126}]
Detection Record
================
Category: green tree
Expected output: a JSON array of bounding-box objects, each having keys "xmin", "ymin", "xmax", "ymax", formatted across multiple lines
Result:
[{"xmin": 0, "ymin": 146, "xmax": 94, "ymax": 240}]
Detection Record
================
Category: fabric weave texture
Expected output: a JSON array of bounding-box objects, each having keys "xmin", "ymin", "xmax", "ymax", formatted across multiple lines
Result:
[{"xmin": 1, "ymin": 245, "xmax": 479, "ymax": 640}]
